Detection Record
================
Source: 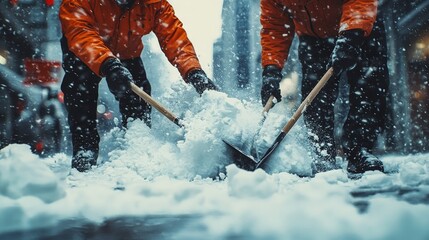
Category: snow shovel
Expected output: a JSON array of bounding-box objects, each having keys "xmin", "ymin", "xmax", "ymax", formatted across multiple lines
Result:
[
  {"xmin": 225, "ymin": 68, "xmax": 334, "ymax": 171},
  {"xmin": 249, "ymin": 95, "xmax": 275, "ymax": 158},
  {"xmin": 222, "ymin": 95, "xmax": 274, "ymax": 169},
  {"xmin": 130, "ymin": 82, "xmax": 184, "ymax": 128}
]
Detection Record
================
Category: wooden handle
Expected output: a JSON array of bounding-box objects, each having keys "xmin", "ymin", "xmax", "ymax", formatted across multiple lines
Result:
[
  {"xmin": 262, "ymin": 95, "xmax": 275, "ymax": 115},
  {"xmin": 281, "ymin": 68, "xmax": 333, "ymax": 134},
  {"xmin": 130, "ymin": 82, "xmax": 183, "ymax": 127}
]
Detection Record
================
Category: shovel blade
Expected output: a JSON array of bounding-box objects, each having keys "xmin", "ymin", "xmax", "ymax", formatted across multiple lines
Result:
[
  {"xmin": 222, "ymin": 139, "xmax": 259, "ymax": 171},
  {"xmin": 255, "ymin": 131, "xmax": 286, "ymax": 169}
]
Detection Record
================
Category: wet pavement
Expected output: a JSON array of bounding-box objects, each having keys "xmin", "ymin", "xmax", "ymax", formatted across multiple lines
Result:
[
  {"xmin": 0, "ymin": 215, "xmax": 212, "ymax": 240},
  {"xmin": 2, "ymin": 183, "xmax": 429, "ymax": 240}
]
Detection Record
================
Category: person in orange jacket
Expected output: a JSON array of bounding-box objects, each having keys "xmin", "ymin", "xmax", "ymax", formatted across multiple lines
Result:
[
  {"xmin": 59, "ymin": 0, "xmax": 218, "ymax": 172},
  {"xmin": 259, "ymin": 0, "xmax": 389, "ymax": 174}
]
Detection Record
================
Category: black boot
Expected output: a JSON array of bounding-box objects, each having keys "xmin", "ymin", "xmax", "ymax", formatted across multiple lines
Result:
[
  {"xmin": 71, "ymin": 150, "xmax": 98, "ymax": 172},
  {"xmin": 346, "ymin": 148, "xmax": 384, "ymax": 174}
]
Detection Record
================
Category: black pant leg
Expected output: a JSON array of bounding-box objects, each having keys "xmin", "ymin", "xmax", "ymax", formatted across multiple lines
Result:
[
  {"xmin": 61, "ymin": 36, "xmax": 101, "ymax": 158},
  {"xmin": 62, "ymin": 74, "xmax": 100, "ymax": 157},
  {"xmin": 342, "ymin": 15, "xmax": 390, "ymax": 156},
  {"xmin": 120, "ymin": 58, "xmax": 152, "ymax": 127},
  {"xmin": 298, "ymin": 36, "xmax": 340, "ymax": 161}
]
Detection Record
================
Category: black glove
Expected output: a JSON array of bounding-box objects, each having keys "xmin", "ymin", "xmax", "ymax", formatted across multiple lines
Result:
[
  {"xmin": 328, "ymin": 29, "xmax": 364, "ymax": 76},
  {"xmin": 186, "ymin": 69, "xmax": 219, "ymax": 95},
  {"xmin": 101, "ymin": 58, "xmax": 133, "ymax": 99},
  {"xmin": 261, "ymin": 65, "xmax": 282, "ymax": 106}
]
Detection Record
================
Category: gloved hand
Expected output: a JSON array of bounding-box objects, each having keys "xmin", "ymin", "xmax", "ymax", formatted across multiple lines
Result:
[
  {"xmin": 261, "ymin": 65, "xmax": 282, "ymax": 106},
  {"xmin": 101, "ymin": 58, "xmax": 133, "ymax": 99},
  {"xmin": 328, "ymin": 29, "xmax": 364, "ymax": 76},
  {"xmin": 186, "ymin": 69, "xmax": 219, "ymax": 95}
]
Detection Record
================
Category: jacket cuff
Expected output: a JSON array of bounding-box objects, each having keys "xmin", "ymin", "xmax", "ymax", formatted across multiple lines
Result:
[{"xmin": 263, "ymin": 65, "xmax": 282, "ymax": 78}]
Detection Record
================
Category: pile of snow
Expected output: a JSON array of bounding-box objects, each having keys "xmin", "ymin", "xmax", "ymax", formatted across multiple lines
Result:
[
  {"xmin": 99, "ymin": 84, "xmax": 313, "ymax": 180},
  {"xmin": 0, "ymin": 144, "xmax": 64, "ymax": 202},
  {"xmin": 1, "ymin": 89, "xmax": 429, "ymax": 239}
]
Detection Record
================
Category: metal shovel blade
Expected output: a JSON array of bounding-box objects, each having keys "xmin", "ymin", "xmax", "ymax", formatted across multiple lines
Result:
[
  {"xmin": 223, "ymin": 69, "xmax": 334, "ymax": 172},
  {"xmin": 254, "ymin": 68, "xmax": 334, "ymax": 169},
  {"xmin": 223, "ymin": 96, "xmax": 274, "ymax": 171},
  {"xmin": 222, "ymin": 139, "xmax": 259, "ymax": 171},
  {"xmin": 255, "ymin": 132, "xmax": 286, "ymax": 169}
]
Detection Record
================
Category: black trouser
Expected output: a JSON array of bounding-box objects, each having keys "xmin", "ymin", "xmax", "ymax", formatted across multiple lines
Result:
[
  {"xmin": 60, "ymin": 37, "xmax": 151, "ymax": 158},
  {"xmin": 298, "ymin": 17, "xmax": 389, "ymax": 160}
]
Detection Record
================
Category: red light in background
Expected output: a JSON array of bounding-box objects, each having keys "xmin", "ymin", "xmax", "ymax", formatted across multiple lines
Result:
[
  {"xmin": 23, "ymin": 59, "xmax": 61, "ymax": 86},
  {"xmin": 45, "ymin": 0, "xmax": 54, "ymax": 7},
  {"xmin": 58, "ymin": 91, "xmax": 64, "ymax": 103},
  {"xmin": 9, "ymin": 0, "xmax": 54, "ymax": 7},
  {"xmin": 35, "ymin": 141, "xmax": 44, "ymax": 153},
  {"xmin": 103, "ymin": 111, "xmax": 113, "ymax": 120}
]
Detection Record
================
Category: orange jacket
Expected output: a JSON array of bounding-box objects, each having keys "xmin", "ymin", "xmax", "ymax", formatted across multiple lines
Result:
[
  {"xmin": 59, "ymin": 0, "xmax": 201, "ymax": 79},
  {"xmin": 260, "ymin": 0, "xmax": 378, "ymax": 68}
]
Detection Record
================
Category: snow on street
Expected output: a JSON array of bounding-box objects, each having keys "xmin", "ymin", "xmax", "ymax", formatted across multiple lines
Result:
[{"xmin": 1, "ymin": 90, "xmax": 429, "ymax": 240}]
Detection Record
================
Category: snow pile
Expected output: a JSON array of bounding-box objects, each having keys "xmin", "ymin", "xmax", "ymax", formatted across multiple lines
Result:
[
  {"xmin": 0, "ymin": 144, "xmax": 65, "ymax": 203},
  {"xmin": 204, "ymin": 166, "xmax": 429, "ymax": 240},
  {"xmin": 1, "ymin": 87, "xmax": 429, "ymax": 239},
  {"xmin": 0, "ymin": 144, "xmax": 429, "ymax": 238},
  {"xmin": 98, "ymin": 86, "xmax": 313, "ymax": 180},
  {"xmin": 0, "ymin": 145, "xmax": 65, "ymax": 233}
]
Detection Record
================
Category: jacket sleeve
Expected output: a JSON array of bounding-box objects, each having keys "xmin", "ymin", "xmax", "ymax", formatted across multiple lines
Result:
[
  {"xmin": 59, "ymin": 0, "xmax": 115, "ymax": 76},
  {"xmin": 340, "ymin": 0, "xmax": 378, "ymax": 36},
  {"xmin": 152, "ymin": 0, "xmax": 201, "ymax": 80},
  {"xmin": 260, "ymin": 0, "xmax": 295, "ymax": 69}
]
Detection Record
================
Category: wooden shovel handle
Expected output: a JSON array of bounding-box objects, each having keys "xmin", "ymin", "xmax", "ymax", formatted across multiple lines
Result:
[
  {"xmin": 281, "ymin": 67, "xmax": 333, "ymax": 134},
  {"xmin": 262, "ymin": 96, "xmax": 275, "ymax": 115},
  {"xmin": 130, "ymin": 82, "xmax": 183, "ymax": 127}
]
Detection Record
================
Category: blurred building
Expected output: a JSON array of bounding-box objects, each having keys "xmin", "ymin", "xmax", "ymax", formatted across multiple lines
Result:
[
  {"xmin": 381, "ymin": 0, "xmax": 429, "ymax": 153},
  {"xmin": 0, "ymin": 0, "xmax": 62, "ymax": 73},
  {"xmin": 213, "ymin": 0, "xmax": 429, "ymax": 155},
  {"xmin": 213, "ymin": 0, "xmax": 300, "ymax": 101},
  {"xmin": 0, "ymin": 0, "xmax": 120, "ymax": 154},
  {"xmin": 213, "ymin": 0, "xmax": 261, "ymax": 100}
]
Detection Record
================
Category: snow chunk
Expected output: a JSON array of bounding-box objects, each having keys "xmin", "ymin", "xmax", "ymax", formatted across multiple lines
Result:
[
  {"xmin": 226, "ymin": 164, "xmax": 277, "ymax": 198},
  {"xmin": 0, "ymin": 144, "xmax": 65, "ymax": 203},
  {"xmin": 399, "ymin": 162, "xmax": 426, "ymax": 186}
]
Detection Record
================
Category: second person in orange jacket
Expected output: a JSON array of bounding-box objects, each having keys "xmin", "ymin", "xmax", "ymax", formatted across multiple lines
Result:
[
  {"xmin": 59, "ymin": 0, "xmax": 218, "ymax": 172},
  {"xmin": 260, "ymin": 0, "xmax": 389, "ymax": 175}
]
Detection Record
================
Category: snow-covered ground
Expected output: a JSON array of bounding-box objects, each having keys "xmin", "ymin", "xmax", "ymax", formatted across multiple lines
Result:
[
  {"xmin": 1, "ymin": 88, "xmax": 429, "ymax": 240},
  {"xmin": 1, "ymin": 1, "xmax": 428, "ymax": 239}
]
